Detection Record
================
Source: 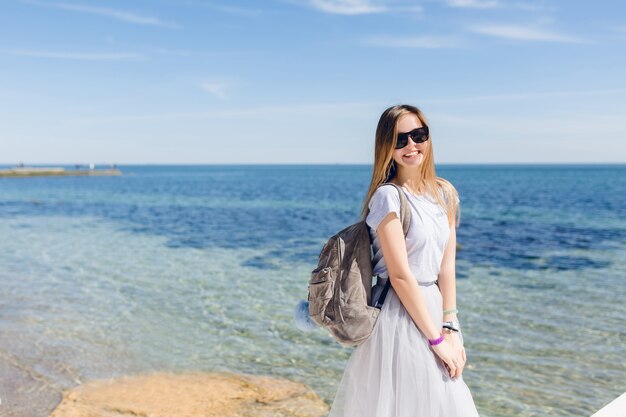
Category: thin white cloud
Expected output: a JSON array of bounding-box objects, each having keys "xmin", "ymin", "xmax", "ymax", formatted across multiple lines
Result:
[
  {"xmin": 430, "ymin": 112, "xmax": 626, "ymax": 136},
  {"xmin": 199, "ymin": 4, "xmax": 262, "ymax": 16},
  {"xmin": 150, "ymin": 48, "xmax": 197, "ymax": 57},
  {"xmin": 511, "ymin": 2, "xmax": 556, "ymax": 12},
  {"xmin": 424, "ymin": 87, "xmax": 626, "ymax": 104},
  {"xmin": 4, "ymin": 46, "xmax": 258, "ymax": 61},
  {"xmin": 177, "ymin": 1, "xmax": 263, "ymax": 16},
  {"xmin": 200, "ymin": 82, "xmax": 229, "ymax": 100},
  {"xmin": 67, "ymin": 101, "xmax": 381, "ymax": 124},
  {"xmin": 22, "ymin": 0, "xmax": 178, "ymax": 28},
  {"xmin": 444, "ymin": 0, "xmax": 499, "ymax": 9},
  {"xmin": 59, "ymin": 87, "xmax": 626, "ymax": 127},
  {"xmin": 306, "ymin": 0, "xmax": 386, "ymax": 15},
  {"xmin": 292, "ymin": 0, "xmax": 423, "ymax": 15},
  {"xmin": 142, "ymin": 47, "xmax": 263, "ymax": 58},
  {"xmin": 467, "ymin": 24, "xmax": 591, "ymax": 44},
  {"xmin": 3, "ymin": 49, "xmax": 143, "ymax": 60},
  {"xmin": 445, "ymin": 1, "xmax": 557, "ymax": 12},
  {"xmin": 396, "ymin": 5, "xmax": 424, "ymax": 13},
  {"xmin": 66, "ymin": 87, "xmax": 626, "ymax": 125},
  {"xmin": 614, "ymin": 26, "xmax": 626, "ymax": 33},
  {"xmin": 362, "ymin": 35, "xmax": 462, "ymax": 48}
]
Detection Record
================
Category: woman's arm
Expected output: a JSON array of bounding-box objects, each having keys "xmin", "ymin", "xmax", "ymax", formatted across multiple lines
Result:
[
  {"xmin": 377, "ymin": 209, "xmax": 462, "ymax": 378},
  {"xmin": 439, "ymin": 218, "xmax": 467, "ymax": 376},
  {"xmin": 376, "ymin": 212, "xmax": 441, "ymax": 340},
  {"xmin": 438, "ymin": 218, "xmax": 458, "ymax": 323}
]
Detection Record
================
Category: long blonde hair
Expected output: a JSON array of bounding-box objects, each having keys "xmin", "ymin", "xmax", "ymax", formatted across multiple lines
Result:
[{"xmin": 361, "ymin": 104, "xmax": 461, "ymax": 227}]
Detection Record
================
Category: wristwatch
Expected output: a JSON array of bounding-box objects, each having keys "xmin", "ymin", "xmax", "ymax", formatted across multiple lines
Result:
[{"xmin": 442, "ymin": 320, "xmax": 460, "ymax": 332}]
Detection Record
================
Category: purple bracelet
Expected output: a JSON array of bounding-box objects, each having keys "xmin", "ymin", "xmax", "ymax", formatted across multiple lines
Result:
[{"xmin": 428, "ymin": 334, "xmax": 444, "ymax": 346}]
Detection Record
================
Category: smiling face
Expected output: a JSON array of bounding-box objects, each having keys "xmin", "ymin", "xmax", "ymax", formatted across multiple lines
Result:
[{"xmin": 392, "ymin": 113, "xmax": 429, "ymax": 169}]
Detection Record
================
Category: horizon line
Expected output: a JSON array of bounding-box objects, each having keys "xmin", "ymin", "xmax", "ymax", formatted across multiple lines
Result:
[{"xmin": 1, "ymin": 162, "xmax": 625, "ymax": 166}]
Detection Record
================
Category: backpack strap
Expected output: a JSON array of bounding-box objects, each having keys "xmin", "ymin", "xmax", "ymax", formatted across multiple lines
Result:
[{"xmin": 373, "ymin": 182, "xmax": 412, "ymax": 308}]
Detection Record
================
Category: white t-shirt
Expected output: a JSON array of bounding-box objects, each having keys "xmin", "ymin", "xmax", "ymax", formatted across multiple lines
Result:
[{"xmin": 365, "ymin": 184, "xmax": 451, "ymax": 283}]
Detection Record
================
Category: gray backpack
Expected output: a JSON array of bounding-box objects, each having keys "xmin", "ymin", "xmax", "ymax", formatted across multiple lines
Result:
[{"xmin": 308, "ymin": 183, "xmax": 411, "ymax": 347}]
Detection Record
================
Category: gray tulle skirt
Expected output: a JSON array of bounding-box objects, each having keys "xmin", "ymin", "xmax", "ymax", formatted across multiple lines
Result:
[{"xmin": 327, "ymin": 282, "xmax": 480, "ymax": 417}]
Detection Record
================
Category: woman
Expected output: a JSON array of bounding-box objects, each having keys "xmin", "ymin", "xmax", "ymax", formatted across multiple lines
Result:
[{"xmin": 327, "ymin": 104, "xmax": 480, "ymax": 417}]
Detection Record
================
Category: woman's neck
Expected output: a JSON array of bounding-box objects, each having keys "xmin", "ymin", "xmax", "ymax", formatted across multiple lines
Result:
[{"xmin": 390, "ymin": 169, "xmax": 425, "ymax": 195}]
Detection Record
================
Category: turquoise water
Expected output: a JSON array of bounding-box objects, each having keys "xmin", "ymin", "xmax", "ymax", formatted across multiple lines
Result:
[{"xmin": 0, "ymin": 164, "xmax": 624, "ymax": 416}]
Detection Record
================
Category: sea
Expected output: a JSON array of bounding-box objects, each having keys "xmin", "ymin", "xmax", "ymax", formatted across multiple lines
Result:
[{"xmin": 0, "ymin": 164, "xmax": 624, "ymax": 417}]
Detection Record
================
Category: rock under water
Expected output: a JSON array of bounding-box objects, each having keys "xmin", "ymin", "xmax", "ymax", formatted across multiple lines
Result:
[{"xmin": 49, "ymin": 371, "xmax": 329, "ymax": 417}]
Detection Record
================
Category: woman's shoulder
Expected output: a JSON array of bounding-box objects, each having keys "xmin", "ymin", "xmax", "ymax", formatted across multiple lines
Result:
[
  {"xmin": 435, "ymin": 177, "xmax": 460, "ymax": 205},
  {"xmin": 370, "ymin": 183, "xmax": 402, "ymax": 205},
  {"xmin": 366, "ymin": 184, "xmax": 403, "ymax": 230},
  {"xmin": 435, "ymin": 176, "xmax": 456, "ymax": 191},
  {"xmin": 375, "ymin": 182, "xmax": 402, "ymax": 195}
]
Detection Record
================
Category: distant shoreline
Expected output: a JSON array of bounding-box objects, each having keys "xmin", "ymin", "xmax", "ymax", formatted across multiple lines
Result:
[{"xmin": 0, "ymin": 167, "xmax": 122, "ymax": 177}]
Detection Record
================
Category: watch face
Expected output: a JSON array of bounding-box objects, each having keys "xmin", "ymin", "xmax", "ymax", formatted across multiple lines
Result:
[{"xmin": 443, "ymin": 321, "xmax": 460, "ymax": 331}]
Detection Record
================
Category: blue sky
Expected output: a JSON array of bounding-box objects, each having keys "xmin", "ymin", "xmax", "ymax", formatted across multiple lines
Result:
[{"xmin": 1, "ymin": 0, "xmax": 625, "ymax": 164}]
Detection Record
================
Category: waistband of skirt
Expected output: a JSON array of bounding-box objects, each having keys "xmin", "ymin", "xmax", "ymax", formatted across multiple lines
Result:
[{"xmin": 375, "ymin": 275, "xmax": 438, "ymax": 286}]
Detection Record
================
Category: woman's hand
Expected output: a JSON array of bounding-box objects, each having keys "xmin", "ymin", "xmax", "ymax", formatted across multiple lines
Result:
[
  {"xmin": 430, "ymin": 338, "xmax": 462, "ymax": 379},
  {"xmin": 442, "ymin": 330, "xmax": 466, "ymax": 378}
]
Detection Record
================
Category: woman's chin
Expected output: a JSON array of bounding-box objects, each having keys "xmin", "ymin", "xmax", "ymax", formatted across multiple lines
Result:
[{"xmin": 399, "ymin": 155, "xmax": 424, "ymax": 167}]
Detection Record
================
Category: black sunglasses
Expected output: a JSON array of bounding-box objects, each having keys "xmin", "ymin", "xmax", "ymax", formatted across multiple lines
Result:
[{"xmin": 395, "ymin": 126, "xmax": 429, "ymax": 149}]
